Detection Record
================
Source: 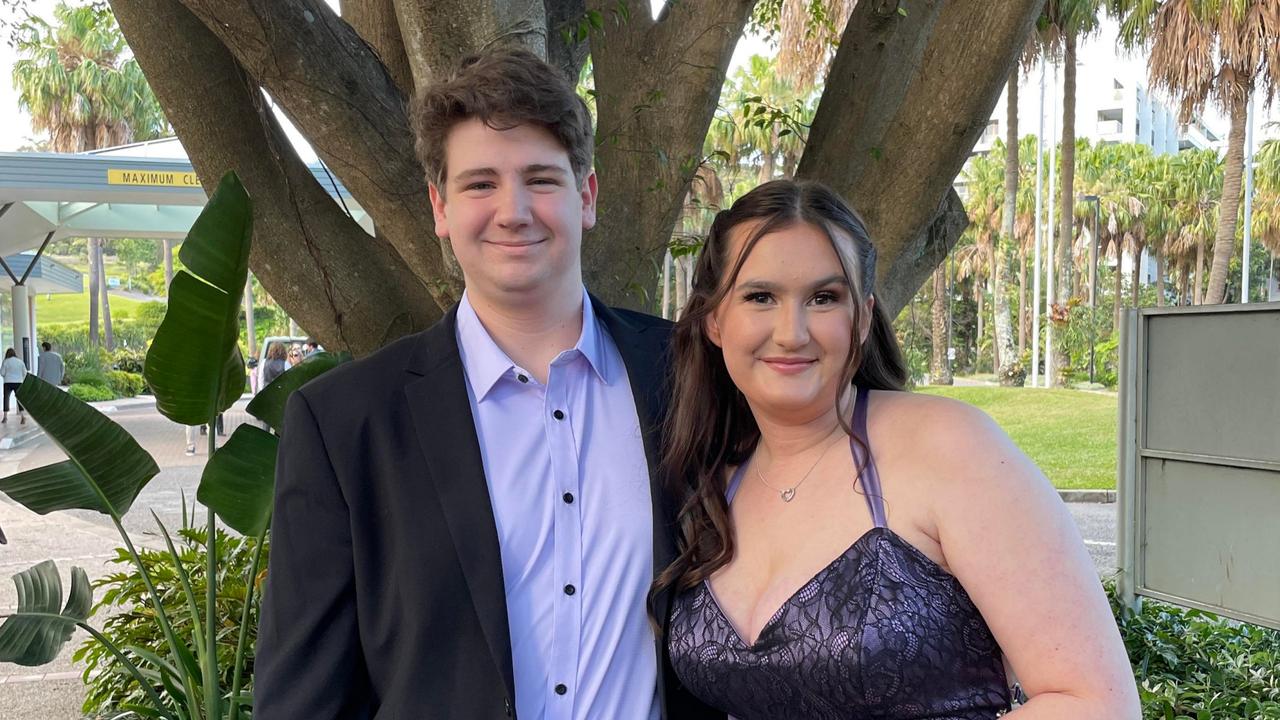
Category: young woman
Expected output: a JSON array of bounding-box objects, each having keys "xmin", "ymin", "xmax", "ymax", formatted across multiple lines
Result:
[
  {"xmin": 2, "ymin": 348, "xmax": 27, "ymax": 425},
  {"xmin": 656, "ymin": 180, "xmax": 1138, "ymax": 719}
]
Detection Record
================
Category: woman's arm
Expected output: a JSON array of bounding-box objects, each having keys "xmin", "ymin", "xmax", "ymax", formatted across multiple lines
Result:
[{"xmin": 919, "ymin": 397, "xmax": 1140, "ymax": 719}]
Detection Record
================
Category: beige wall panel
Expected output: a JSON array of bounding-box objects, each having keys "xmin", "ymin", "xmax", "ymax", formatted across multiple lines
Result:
[
  {"xmin": 1142, "ymin": 457, "xmax": 1280, "ymax": 628},
  {"xmin": 1143, "ymin": 309, "xmax": 1280, "ymax": 463}
]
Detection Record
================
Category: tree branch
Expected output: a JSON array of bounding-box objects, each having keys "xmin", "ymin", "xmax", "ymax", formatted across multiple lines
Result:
[
  {"xmin": 110, "ymin": 0, "xmax": 439, "ymax": 355},
  {"xmin": 343, "ymin": 0, "xmax": 414, "ymax": 96},
  {"xmin": 176, "ymin": 0, "xmax": 459, "ymax": 306}
]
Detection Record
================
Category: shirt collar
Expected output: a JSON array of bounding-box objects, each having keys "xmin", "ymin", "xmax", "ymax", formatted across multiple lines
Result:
[{"xmin": 455, "ymin": 288, "xmax": 611, "ymax": 402}]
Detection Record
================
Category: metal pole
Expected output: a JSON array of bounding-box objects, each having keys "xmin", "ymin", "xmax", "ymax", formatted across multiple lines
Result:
[
  {"xmin": 1242, "ymin": 93, "xmax": 1255, "ymax": 303},
  {"xmin": 1031, "ymin": 57, "xmax": 1045, "ymax": 388},
  {"xmin": 1044, "ymin": 59, "xmax": 1058, "ymax": 388},
  {"xmin": 1089, "ymin": 199, "xmax": 1099, "ymax": 383}
]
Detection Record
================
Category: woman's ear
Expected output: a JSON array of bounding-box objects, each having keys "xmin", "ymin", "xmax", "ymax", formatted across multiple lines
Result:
[
  {"xmin": 705, "ymin": 311, "xmax": 724, "ymax": 348},
  {"xmin": 859, "ymin": 295, "xmax": 876, "ymax": 345}
]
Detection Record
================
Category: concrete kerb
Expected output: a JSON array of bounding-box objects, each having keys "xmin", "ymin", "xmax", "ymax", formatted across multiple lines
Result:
[{"xmin": 1058, "ymin": 489, "xmax": 1116, "ymax": 503}]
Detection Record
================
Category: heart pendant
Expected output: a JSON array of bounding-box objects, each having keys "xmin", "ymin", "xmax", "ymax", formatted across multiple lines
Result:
[{"xmin": 780, "ymin": 488, "xmax": 796, "ymax": 503}]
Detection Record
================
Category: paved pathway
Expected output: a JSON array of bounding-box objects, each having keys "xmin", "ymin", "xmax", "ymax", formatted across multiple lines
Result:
[{"xmin": 0, "ymin": 399, "xmax": 1121, "ymax": 718}]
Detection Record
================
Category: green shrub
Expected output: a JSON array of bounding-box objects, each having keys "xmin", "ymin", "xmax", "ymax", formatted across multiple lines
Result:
[
  {"xmin": 75, "ymin": 524, "xmax": 267, "ymax": 716},
  {"xmin": 67, "ymin": 366, "xmax": 110, "ymax": 389},
  {"xmin": 110, "ymin": 347, "xmax": 147, "ymax": 374},
  {"xmin": 1110, "ymin": 584, "xmax": 1280, "ymax": 718},
  {"xmin": 67, "ymin": 383, "xmax": 115, "ymax": 402},
  {"xmin": 106, "ymin": 370, "xmax": 144, "ymax": 398}
]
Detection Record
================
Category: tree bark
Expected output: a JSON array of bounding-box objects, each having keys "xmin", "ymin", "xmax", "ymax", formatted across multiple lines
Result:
[
  {"xmin": 1155, "ymin": 247, "xmax": 1166, "ymax": 306},
  {"xmin": 976, "ymin": 286, "xmax": 985, "ymax": 372},
  {"xmin": 1018, "ymin": 248, "xmax": 1027, "ymax": 354},
  {"xmin": 586, "ymin": 0, "xmax": 755, "ymax": 311},
  {"xmin": 992, "ymin": 63, "xmax": 1019, "ymax": 385},
  {"xmin": 929, "ymin": 264, "xmax": 952, "ymax": 385},
  {"xmin": 394, "ymin": 0, "xmax": 546, "ymax": 90},
  {"xmin": 88, "ymin": 237, "xmax": 100, "ymax": 347},
  {"xmin": 1194, "ymin": 239, "xmax": 1205, "ymax": 305},
  {"xmin": 1113, "ymin": 245, "xmax": 1123, "ymax": 331},
  {"xmin": 1130, "ymin": 244, "xmax": 1141, "ymax": 308},
  {"xmin": 111, "ymin": 0, "xmax": 439, "ymax": 355},
  {"xmin": 1205, "ymin": 100, "xmax": 1248, "ymax": 304},
  {"xmin": 1049, "ymin": 32, "xmax": 1078, "ymax": 387},
  {"xmin": 343, "ymin": 0, "xmax": 414, "ymax": 95}
]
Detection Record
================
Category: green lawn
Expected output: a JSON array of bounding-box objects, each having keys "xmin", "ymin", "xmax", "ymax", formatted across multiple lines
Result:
[
  {"xmin": 916, "ymin": 385, "xmax": 1118, "ymax": 490},
  {"xmin": 35, "ymin": 290, "xmax": 148, "ymax": 325}
]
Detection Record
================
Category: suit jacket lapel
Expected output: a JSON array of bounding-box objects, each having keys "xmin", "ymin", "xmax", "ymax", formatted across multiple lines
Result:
[{"xmin": 403, "ymin": 307, "xmax": 516, "ymax": 700}]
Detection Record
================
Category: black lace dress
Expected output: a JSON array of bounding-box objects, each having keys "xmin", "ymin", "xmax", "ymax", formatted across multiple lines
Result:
[{"xmin": 667, "ymin": 389, "xmax": 1012, "ymax": 719}]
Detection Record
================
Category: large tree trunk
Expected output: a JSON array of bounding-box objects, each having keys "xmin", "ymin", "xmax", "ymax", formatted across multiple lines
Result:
[
  {"xmin": 112, "ymin": 0, "xmax": 1042, "ymax": 355},
  {"xmin": 1205, "ymin": 100, "xmax": 1248, "ymax": 304},
  {"xmin": 976, "ymin": 284, "xmax": 985, "ymax": 372},
  {"xmin": 98, "ymin": 240, "xmax": 115, "ymax": 351},
  {"xmin": 88, "ymin": 238, "xmax": 100, "ymax": 347},
  {"xmin": 929, "ymin": 265, "xmax": 952, "ymax": 385},
  {"xmin": 1051, "ymin": 32, "xmax": 1077, "ymax": 387}
]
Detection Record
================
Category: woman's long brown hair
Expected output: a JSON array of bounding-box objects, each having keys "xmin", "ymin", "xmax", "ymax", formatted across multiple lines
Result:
[{"xmin": 650, "ymin": 179, "xmax": 908, "ymax": 622}]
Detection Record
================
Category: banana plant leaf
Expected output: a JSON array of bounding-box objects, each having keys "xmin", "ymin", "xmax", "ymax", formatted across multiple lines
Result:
[
  {"xmin": 197, "ymin": 425, "xmax": 278, "ymax": 537},
  {"xmin": 3, "ymin": 375, "xmax": 159, "ymax": 516},
  {"xmin": 0, "ymin": 561, "xmax": 92, "ymax": 666},
  {"xmin": 144, "ymin": 171, "xmax": 251, "ymax": 426},
  {"xmin": 246, "ymin": 351, "xmax": 351, "ymax": 432}
]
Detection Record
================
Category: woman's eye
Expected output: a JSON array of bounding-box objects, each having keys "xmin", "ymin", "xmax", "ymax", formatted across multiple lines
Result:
[
  {"xmin": 744, "ymin": 292, "xmax": 773, "ymax": 304},
  {"xmin": 812, "ymin": 291, "xmax": 840, "ymax": 306}
]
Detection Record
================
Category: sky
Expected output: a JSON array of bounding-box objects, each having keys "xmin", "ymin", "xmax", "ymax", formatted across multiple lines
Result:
[{"xmin": 0, "ymin": 2, "xmax": 1244, "ymax": 156}]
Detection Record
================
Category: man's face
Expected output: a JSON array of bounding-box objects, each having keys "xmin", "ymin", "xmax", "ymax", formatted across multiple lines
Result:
[{"xmin": 429, "ymin": 118, "xmax": 597, "ymax": 304}]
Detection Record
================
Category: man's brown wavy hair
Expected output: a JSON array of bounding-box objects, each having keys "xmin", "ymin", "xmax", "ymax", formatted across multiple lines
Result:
[{"xmin": 408, "ymin": 47, "xmax": 594, "ymax": 191}]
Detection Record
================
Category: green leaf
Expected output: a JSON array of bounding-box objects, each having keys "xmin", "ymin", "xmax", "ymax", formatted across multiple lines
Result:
[
  {"xmin": 197, "ymin": 425, "xmax": 278, "ymax": 536},
  {"xmin": 586, "ymin": 9, "xmax": 604, "ymax": 29},
  {"xmin": 246, "ymin": 351, "xmax": 349, "ymax": 432},
  {"xmin": 144, "ymin": 171, "xmax": 251, "ymax": 425},
  {"xmin": 0, "ymin": 561, "xmax": 92, "ymax": 666},
  {"xmin": 4, "ymin": 376, "xmax": 158, "ymax": 516}
]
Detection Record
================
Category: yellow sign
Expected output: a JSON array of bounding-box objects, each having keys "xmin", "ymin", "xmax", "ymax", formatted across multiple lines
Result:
[{"xmin": 107, "ymin": 169, "xmax": 202, "ymax": 188}]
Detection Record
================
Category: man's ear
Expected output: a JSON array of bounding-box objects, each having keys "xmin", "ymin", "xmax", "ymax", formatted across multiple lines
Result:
[
  {"xmin": 580, "ymin": 170, "xmax": 599, "ymax": 230},
  {"xmin": 428, "ymin": 182, "xmax": 450, "ymax": 238}
]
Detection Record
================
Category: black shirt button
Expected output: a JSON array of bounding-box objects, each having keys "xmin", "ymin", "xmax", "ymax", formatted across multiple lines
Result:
[
  {"xmin": 552, "ymin": 409, "xmax": 565, "ymax": 420},
  {"xmin": 564, "ymin": 584, "xmax": 576, "ymax": 596},
  {"xmin": 562, "ymin": 492, "xmax": 574, "ymax": 504},
  {"xmin": 554, "ymin": 683, "xmax": 568, "ymax": 695},
  {"xmin": 517, "ymin": 374, "xmax": 529, "ymax": 383}
]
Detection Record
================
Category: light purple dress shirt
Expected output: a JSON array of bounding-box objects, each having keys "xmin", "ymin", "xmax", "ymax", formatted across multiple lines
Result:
[{"xmin": 456, "ymin": 290, "xmax": 660, "ymax": 720}]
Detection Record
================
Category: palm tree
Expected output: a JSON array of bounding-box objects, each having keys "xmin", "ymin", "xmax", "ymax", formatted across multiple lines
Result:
[
  {"xmin": 958, "ymin": 148, "xmax": 1010, "ymax": 376},
  {"xmin": 1042, "ymin": 0, "xmax": 1103, "ymax": 384},
  {"xmin": 1252, "ymin": 138, "xmax": 1280, "ymax": 266},
  {"xmin": 1115, "ymin": 0, "xmax": 1280, "ymax": 304},
  {"xmin": 12, "ymin": 2, "xmax": 167, "ymax": 349}
]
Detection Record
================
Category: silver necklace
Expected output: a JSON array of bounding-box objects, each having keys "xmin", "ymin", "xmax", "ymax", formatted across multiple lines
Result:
[{"xmin": 754, "ymin": 433, "xmax": 845, "ymax": 503}]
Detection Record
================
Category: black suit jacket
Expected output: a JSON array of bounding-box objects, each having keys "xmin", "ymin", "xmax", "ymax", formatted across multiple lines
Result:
[{"xmin": 255, "ymin": 298, "xmax": 722, "ymax": 720}]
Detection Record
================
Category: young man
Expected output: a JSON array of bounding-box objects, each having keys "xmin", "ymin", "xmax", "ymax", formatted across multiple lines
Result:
[{"xmin": 255, "ymin": 49, "xmax": 720, "ymax": 720}]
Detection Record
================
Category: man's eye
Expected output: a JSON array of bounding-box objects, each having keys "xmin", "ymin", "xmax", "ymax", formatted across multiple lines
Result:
[
  {"xmin": 529, "ymin": 177, "xmax": 560, "ymax": 186},
  {"xmin": 465, "ymin": 182, "xmax": 495, "ymax": 191}
]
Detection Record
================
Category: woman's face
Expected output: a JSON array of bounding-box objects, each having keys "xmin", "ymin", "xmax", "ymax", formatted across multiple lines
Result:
[
  {"xmin": 287, "ymin": 347, "xmax": 302, "ymax": 366},
  {"xmin": 706, "ymin": 220, "xmax": 869, "ymax": 421}
]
